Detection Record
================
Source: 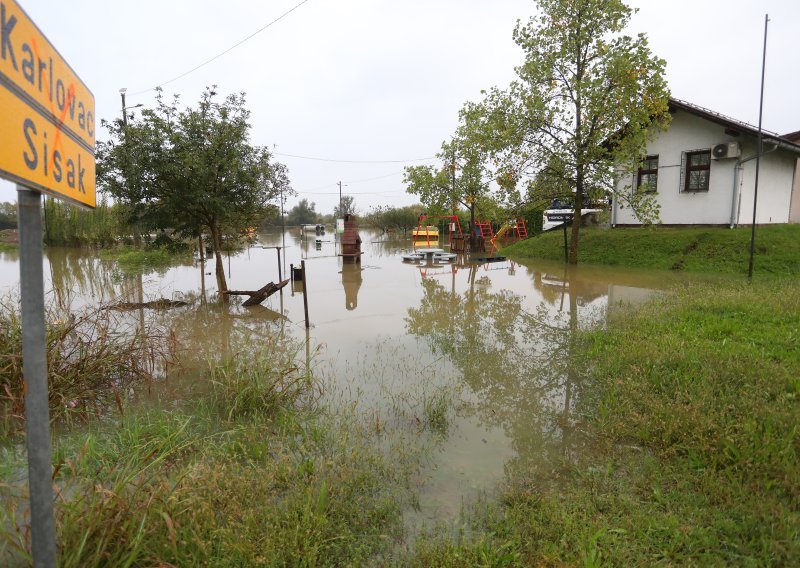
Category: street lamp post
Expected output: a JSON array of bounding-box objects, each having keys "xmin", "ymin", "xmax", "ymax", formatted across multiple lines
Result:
[
  {"xmin": 119, "ymin": 87, "xmax": 143, "ymax": 127},
  {"xmin": 119, "ymin": 88, "xmax": 143, "ymax": 246},
  {"xmin": 337, "ymin": 181, "xmax": 348, "ymax": 217}
]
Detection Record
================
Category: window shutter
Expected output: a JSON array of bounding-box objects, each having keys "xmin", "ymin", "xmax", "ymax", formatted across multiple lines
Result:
[{"xmin": 679, "ymin": 152, "xmax": 687, "ymax": 192}]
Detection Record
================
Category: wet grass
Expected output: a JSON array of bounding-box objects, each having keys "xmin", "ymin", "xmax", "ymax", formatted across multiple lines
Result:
[
  {"xmin": 504, "ymin": 224, "xmax": 800, "ymax": 276},
  {"xmin": 1, "ymin": 341, "xmax": 424, "ymax": 566},
  {"xmin": 0, "ymin": 298, "xmax": 174, "ymax": 438},
  {"xmin": 102, "ymin": 246, "xmax": 192, "ymax": 273},
  {"xmin": 408, "ymin": 279, "xmax": 800, "ymax": 565}
]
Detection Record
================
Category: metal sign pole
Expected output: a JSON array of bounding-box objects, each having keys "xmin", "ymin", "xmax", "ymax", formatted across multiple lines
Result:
[
  {"xmin": 17, "ymin": 186, "xmax": 57, "ymax": 567},
  {"xmin": 748, "ymin": 14, "xmax": 769, "ymax": 282}
]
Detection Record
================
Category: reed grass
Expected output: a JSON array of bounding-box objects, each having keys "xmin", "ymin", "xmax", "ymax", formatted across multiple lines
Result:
[
  {"xmin": 205, "ymin": 343, "xmax": 317, "ymax": 422},
  {"xmin": 0, "ymin": 297, "xmax": 175, "ymax": 438},
  {"xmin": 42, "ymin": 197, "xmax": 127, "ymax": 248}
]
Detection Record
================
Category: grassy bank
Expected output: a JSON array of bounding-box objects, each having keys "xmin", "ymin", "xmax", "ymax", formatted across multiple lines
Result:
[
  {"xmin": 504, "ymin": 224, "xmax": 800, "ymax": 276},
  {"xmin": 1, "ymin": 342, "xmax": 426, "ymax": 566},
  {"xmin": 411, "ymin": 280, "xmax": 800, "ymax": 565},
  {"xmin": 0, "ymin": 230, "xmax": 17, "ymax": 252}
]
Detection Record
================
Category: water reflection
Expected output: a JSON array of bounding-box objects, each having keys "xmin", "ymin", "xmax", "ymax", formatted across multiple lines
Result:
[
  {"xmin": 340, "ymin": 263, "xmax": 362, "ymax": 310},
  {"xmin": 405, "ymin": 264, "xmax": 599, "ymax": 480},
  {"xmin": 0, "ymin": 229, "xmax": 682, "ymax": 528}
]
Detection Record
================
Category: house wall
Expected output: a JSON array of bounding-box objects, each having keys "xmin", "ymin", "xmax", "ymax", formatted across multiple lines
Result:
[
  {"xmin": 790, "ymin": 158, "xmax": 800, "ymax": 223},
  {"xmin": 613, "ymin": 111, "xmax": 797, "ymax": 226},
  {"xmin": 736, "ymin": 149, "xmax": 796, "ymax": 225}
]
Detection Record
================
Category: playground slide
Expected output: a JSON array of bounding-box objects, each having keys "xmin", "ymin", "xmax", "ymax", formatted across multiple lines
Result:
[{"xmin": 493, "ymin": 224, "xmax": 510, "ymax": 241}]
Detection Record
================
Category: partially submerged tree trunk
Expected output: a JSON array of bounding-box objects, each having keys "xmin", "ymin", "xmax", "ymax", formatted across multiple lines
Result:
[
  {"xmin": 209, "ymin": 217, "xmax": 228, "ymax": 299},
  {"xmin": 570, "ymin": 167, "xmax": 584, "ymax": 265}
]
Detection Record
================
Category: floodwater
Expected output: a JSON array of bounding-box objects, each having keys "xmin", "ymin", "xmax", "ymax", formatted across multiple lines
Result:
[{"xmin": 0, "ymin": 228, "xmax": 686, "ymax": 527}]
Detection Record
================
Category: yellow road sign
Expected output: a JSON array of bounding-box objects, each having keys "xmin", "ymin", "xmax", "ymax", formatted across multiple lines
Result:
[
  {"xmin": 0, "ymin": 86, "xmax": 95, "ymax": 207},
  {"xmin": 0, "ymin": 0, "xmax": 94, "ymax": 208}
]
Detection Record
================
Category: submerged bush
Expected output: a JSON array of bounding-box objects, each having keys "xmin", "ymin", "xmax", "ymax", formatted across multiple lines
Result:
[{"xmin": 0, "ymin": 298, "xmax": 174, "ymax": 437}]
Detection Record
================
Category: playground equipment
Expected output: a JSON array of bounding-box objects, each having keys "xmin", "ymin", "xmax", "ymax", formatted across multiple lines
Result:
[
  {"xmin": 474, "ymin": 217, "xmax": 528, "ymax": 253},
  {"xmin": 412, "ymin": 225, "xmax": 439, "ymax": 241},
  {"xmin": 414, "ymin": 215, "xmax": 463, "ymax": 250},
  {"xmin": 402, "ymin": 247, "xmax": 457, "ymax": 263},
  {"xmin": 493, "ymin": 218, "xmax": 528, "ymax": 245}
]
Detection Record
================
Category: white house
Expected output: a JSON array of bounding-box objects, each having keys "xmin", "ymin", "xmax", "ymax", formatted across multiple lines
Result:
[{"xmin": 612, "ymin": 99, "xmax": 800, "ymax": 227}]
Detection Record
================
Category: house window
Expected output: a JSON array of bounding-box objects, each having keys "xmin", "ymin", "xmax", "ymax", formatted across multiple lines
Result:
[
  {"xmin": 684, "ymin": 150, "xmax": 711, "ymax": 192},
  {"xmin": 637, "ymin": 155, "xmax": 658, "ymax": 192}
]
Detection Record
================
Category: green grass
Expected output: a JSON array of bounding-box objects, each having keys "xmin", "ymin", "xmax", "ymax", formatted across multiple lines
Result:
[
  {"xmin": 103, "ymin": 246, "xmax": 188, "ymax": 272},
  {"xmin": 1, "ymin": 346, "xmax": 419, "ymax": 567},
  {"xmin": 504, "ymin": 224, "xmax": 800, "ymax": 276},
  {"xmin": 409, "ymin": 280, "xmax": 800, "ymax": 565}
]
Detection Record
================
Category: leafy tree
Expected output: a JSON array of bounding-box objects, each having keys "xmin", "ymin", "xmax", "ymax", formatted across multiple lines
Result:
[
  {"xmin": 0, "ymin": 201, "xmax": 16, "ymax": 230},
  {"xmin": 404, "ymin": 138, "xmax": 493, "ymax": 243},
  {"xmin": 463, "ymin": 0, "xmax": 670, "ymax": 263},
  {"xmin": 286, "ymin": 199, "xmax": 319, "ymax": 226},
  {"xmin": 364, "ymin": 204, "xmax": 424, "ymax": 233},
  {"xmin": 98, "ymin": 88, "xmax": 291, "ymax": 293},
  {"xmin": 333, "ymin": 195, "xmax": 357, "ymax": 218}
]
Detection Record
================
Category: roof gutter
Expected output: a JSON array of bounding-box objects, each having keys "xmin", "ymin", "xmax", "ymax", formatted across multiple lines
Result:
[{"xmin": 729, "ymin": 142, "xmax": 779, "ymax": 228}]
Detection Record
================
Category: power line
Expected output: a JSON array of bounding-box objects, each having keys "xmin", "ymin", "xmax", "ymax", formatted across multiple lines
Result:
[
  {"xmin": 346, "ymin": 171, "xmax": 404, "ymax": 184},
  {"xmin": 298, "ymin": 189, "xmax": 407, "ymax": 196},
  {"xmin": 130, "ymin": 0, "xmax": 313, "ymax": 96},
  {"xmin": 275, "ymin": 152, "xmax": 436, "ymax": 164}
]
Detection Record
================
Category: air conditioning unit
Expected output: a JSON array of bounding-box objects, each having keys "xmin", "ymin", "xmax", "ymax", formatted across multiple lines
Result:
[{"xmin": 712, "ymin": 142, "xmax": 741, "ymax": 160}]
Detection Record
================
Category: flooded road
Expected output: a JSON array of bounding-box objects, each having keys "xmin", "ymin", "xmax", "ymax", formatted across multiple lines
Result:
[{"xmin": 0, "ymin": 228, "xmax": 687, "ymax": 526}]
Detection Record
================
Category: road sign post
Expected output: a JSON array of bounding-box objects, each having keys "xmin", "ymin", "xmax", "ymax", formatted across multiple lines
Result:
[
  {"xmin": 0, "ymin": 2, "xmax": 95, "ymax": 565},
  {"xmin": 17, "ymin": 188, "xmax": 57, "ymax": 567}
]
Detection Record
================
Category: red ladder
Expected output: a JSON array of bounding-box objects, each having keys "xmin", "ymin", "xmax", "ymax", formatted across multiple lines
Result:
[
  {"xmin": 475, "ymin": 221, "xmax": 494, "ymax": 239},
  {"xmin": 514, "ymin": 218, "xmax": 528, "ymax": 239}
]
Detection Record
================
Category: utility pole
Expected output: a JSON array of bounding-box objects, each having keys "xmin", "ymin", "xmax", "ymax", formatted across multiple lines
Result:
[
  {"xmin": 748, "ymin": 14, "xmax": 769, "ymax": 282},
  {"xmin": 338, "ymin": 181, "xmax": 343, "ymax": 217},
  {"xmin": 280, "ymin": 184, "xmax": 286, "ymax": 263},
  {"xmin": 119, "ymin": 88, "xmax": 142, "ymax": 245}
]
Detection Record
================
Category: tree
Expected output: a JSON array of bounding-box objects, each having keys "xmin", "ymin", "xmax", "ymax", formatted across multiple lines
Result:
[
  {"xmin": 0, "ymin": 202, "xmax": 16, "ymax": 230},
  {"xmin": 404, "ymin": 138, "xmax": 493, "ymax": 245},
  {"xmin": 364, "ymin": 204, "xmax": 424, "ymax": 233},
  {"xmin": 286, "ymin": 199, "xmax": 319, "ymax": 226},
  {"xmin": 333, "ymin": 195, "xmax": 357, "ymax": 219},
  {"xmin": 98, "ymin": 88, "xmax": 291, "ymax": 293},
  {"xmin": 463, "ymin": 0, "xmax": 670, "ymax": 263}
]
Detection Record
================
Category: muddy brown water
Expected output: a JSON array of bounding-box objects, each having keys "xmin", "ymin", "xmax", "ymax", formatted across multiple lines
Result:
[{"xmin": 0, "ymin": 228, "xmax": 689, "ymax": 528}]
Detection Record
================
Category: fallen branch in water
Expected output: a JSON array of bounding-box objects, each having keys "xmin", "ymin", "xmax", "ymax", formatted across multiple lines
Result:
[
  {"xmin": 222, "ymin": 279, "xmax": 289, "ymax": 306},
  {"xmin": 107, "ymin": 299, "xmax": 190, "ymax": 311}
]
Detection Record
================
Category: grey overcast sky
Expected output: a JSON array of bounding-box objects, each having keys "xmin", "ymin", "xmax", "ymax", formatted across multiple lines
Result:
[{"xmin": 1, "ymin": 0, "xmax": 798, "ymax": 214}]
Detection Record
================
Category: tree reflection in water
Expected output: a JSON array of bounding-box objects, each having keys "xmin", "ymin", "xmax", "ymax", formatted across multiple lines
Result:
[{"xmin": 405, "ymin": 264, "xmax": 603, "ymax": 475}]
